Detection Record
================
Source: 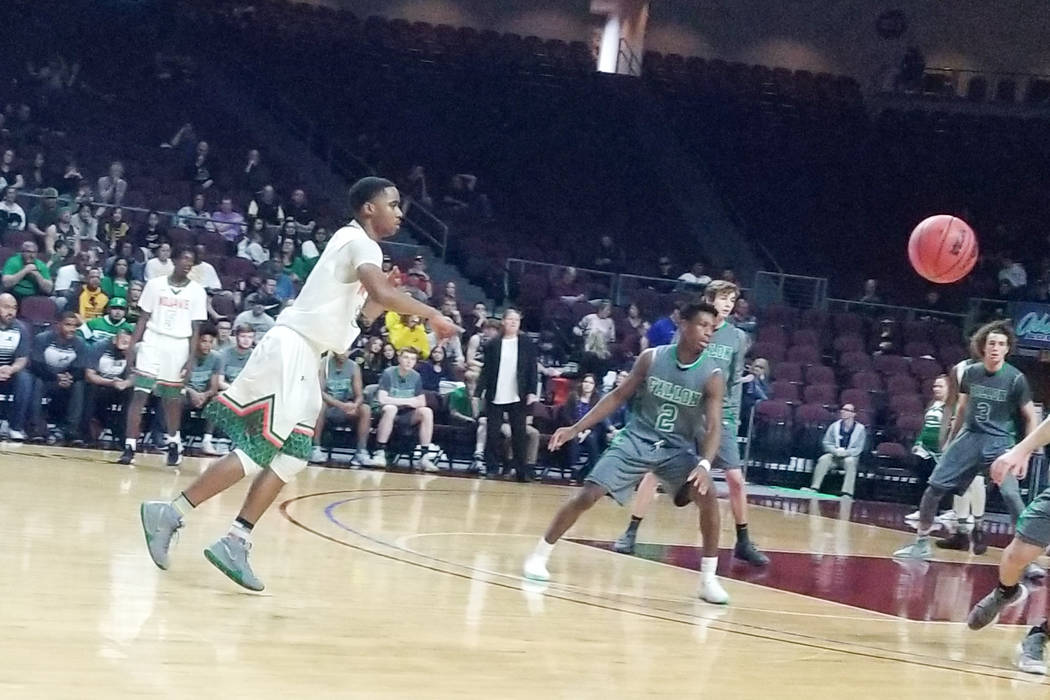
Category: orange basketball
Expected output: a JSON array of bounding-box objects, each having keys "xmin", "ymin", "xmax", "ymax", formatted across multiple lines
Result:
[{"xmin": 907, "ymin": 214, "xmax": 978, "ymax": 283}]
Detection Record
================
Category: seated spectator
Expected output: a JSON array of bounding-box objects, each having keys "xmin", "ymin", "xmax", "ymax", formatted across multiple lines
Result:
[
  {"xmin": 351, "ymin": 335, "xmax": 386, "ymax": 386},
  {"xmin": 47, "ymin": 240, "xmax": 69, "ymax": 277},
  {"xmin": 371, "ymin": 347, "xmax": 441, "ymax": 470},
  {"xmin": 126, "ymin": 280, "xmax": 144, "ymax": 324},
  {"xmin": 720, "ymin": 268, "xmax": 737, "ymax": 284},
  {"xmin": 184, "ymin": 140, "xmax": 214, "ymax": 190},
  {"xmin": 442, "ymin": 173, "xmax": 492, "ymax": 220},
  {"xmin": 189, "ymin": 244, "xmax": 222, "ymax": 292},
  {"xmin": 402, "ymin": 165, "xmax": 433, "ymax": 211},
  {"xmin": 144, "ymin": 242, "xmax": 174, "ymax": 280},
  {"xmin": 310, "ymin": 350, "xmax": 371, "ymax": 465},
  {"xmin": 858, "ymin": 278, "xmax": 883, "ymax": 304},
  {"xmin": 466, "ymin": 319, "xmax": 500, "ymax": 369},
  {"xmin": 101, "ymin": 257, "xmax": 132, "ymax": 300},
  {"xmin": 238, "ymin": 218, "xmax": 270, "ymax": 265},
  {"xmin": 213, "ymin": 318, "xmax": 234, "ymax": 353},
  {"xmin": 78, "ymin": 267, "xmax": 108, "ymax": 320},
  {"xmin": 70, "ymin": 203, "xmax": 97, "ymax": 245},
  {"xmin": 385, "ymin": 311, "xmax": 430, "ymax": 359},
  {"xmin": 731, "ymin": 297, "xmax": 757, "ymax": 339},
  {"xmin": 275, "ymin": 218, "xmax": 298, "ymax": 250},
  {"xmin": 464, "ymin": 301, "xmax": 488, "ymax": 341},
  {"xmin": 211, "ymin": 196, "xmax": 246, "ymax": 245},
  {"xmin": 379, "ymin": 341, "xmax": 397, "ymax": 371},
  {"xmin": 79, "ymin": 329, "xmax": 133, "ymax": 444},
  {"xmin": 655, "ymin": 256, "xmax": 675, "ymax": 282},
  {"xmin": 2, "ymin": 241, "xmax": 53, "ymax": 299},
  {"xmin": 417, "ymin": 345, "xmax": 456, "ymax": 391},
  {"xmin": 285, "ymin": 188, "xmax": 316, "ymax": 235},
  {"xmin": 300, "ymin": 227, "xmax": 327, "ymax": 260},
  {"xmin": 58, "ymin": 158, "xmax": 83, "ymax": 198},
  {"xmin": 536, "ymin": 330, "xmax": 567, "ymax": 397},
  {"xmin": 0, "ymin": 293, "xmax": 33, "ymax": 439},
  {"xmin": 427, "ymin": 300, "xmax": 465, "ymax": 368},
  {"xmin": 803, "ymin": 403, "xmax": 867, "ymax": 499},
  {"xmin": 437, "ymin": 280, "xmax": 457, "ymax": 305},
  {"xmin": 551, "ymin": 267, "xmax": 586, "ymax": 304},
  {"xmin": 183, "ymin": 325, "xmax": 221, "ymax": 455},
  {"xmin": 25, "ymin": 152, "xmax": 52, "ymax": 193},
  {"xmin": 134, "ymin": 211, "xmax": 167, "ymax": 257},
  {"xmin": 247, "ymin": 185, "xmax": 284, "ymax": 226},
  {"xmin": 233, "ymin": 298, "xmax": 276, "ymax": 343},
  {"xmin": 574, "ymin": 301, "xmax": 615, "ymax": 377},
  {"xmin": 0, "ymin": 186, "xmax": 26, "ymax": 232},
  {"xmin": 218, "ymin": 324, "xmax": 254, "ymax": 386},
  {"xmin": 0, "ymin": 149, "xmax": 24, "ymax": 190},
  {"xmin": 79, "ymin": 297, "xmax": 133, "ymax": 343},
  {"xmin": 404, "ymin": 255, "xmax": 433, "ymax": 298},
  {"xmin": 239, "ymin": 149, "xmax": 270, "ymax": 194},
  {"xmin": 101, "ymin": 207, "xmax": 129, "ymax": 251},
  {"xmin": 678, "ymin": 261, "xmax": 711, "ymax": 289},
  {"xmin": 998, "ymin": 255, "xmax": 1027, "ymax": 298},
  {"xmin": 593, "ymin": 235, "xmax": 624, "ymax": 273},
  {"xmin": 643, "ymin": 307, "xmax": 678, "ymax": 350},
  {"xmin": 96, "ymin": 161, "xmax": 127, "ymax": 209},
  {"xmin": 51, "ymin": 208, "xmax": 77, "ymax": 253},
  {"xmin": 244, "ymin": 276, "xmax": 281, "ymax": 318},
  {"xmin": 606, "ymin": 370, "xmax": 630, "ymax": 439},
  {"xmin": 624, "ymin": 302, "xmax": 649, "ymax": 343},
  {"xmin": 108, "ymin": 241, "xmax": 144, "ymax": 282},
  {"xmin": 28, "ymin": 311, "xmax": 87, "ymax": 444},
  {"xmin": 740, "ymin": 357, "xmax": 769, "ymax": 429},
  {"xmin": 174, "ymin": 192, "xmax": 212, "ymax": 230},
  {"xmin": 26, "ymin": 187, "xmax": 61, "ymax": 249},
  {"xmin": 382, "ymin": 255, "xmax": 403, "ymax": 287},
  {"xmin": 448, "ymin": 368, "xmax": 481, "ymax": 426},
  {"xmin": 559, "ymin": 373, "xmax": 603, "ymax": 481}
]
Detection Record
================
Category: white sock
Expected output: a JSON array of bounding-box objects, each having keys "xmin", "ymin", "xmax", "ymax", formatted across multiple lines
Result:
[
  {"xmin": 170, "ymin": 493, "xmax": 195, "ymax": 517},
  {"xmin": 125, "ymin": 438, "xmax": 137, "ymax": 450},
  {"xmin": 533, "ymin": 537, "xmax": 555, "ymax": 561},
  {"xmin": 203, "ymin": 433, "xmax": 213, "ymax": 442},
  {"xmin": 229, "ymin": 519, "xmax": 253, "ymax": 543},
  {"xmin": 701, "ymin": 556, "xmax": 718, "ymax": 582},
  {"xmin": 970, "ymin": 476, "xmax": 987, "ymax": 518},
  {"xmin": 165, "ymin": 432, "xmax": 181, "ymax": 446}
]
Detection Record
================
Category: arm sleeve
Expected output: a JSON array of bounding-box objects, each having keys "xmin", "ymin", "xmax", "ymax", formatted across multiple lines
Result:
[
  {"xmin": 959, "ymin": 366, "xmax": 972, "ymax": 395},
  {"xmin": 1014, "ymin": 372, "xmax": 1033, "ymax": 406},
  {"xmin": 14, "ymin": 322, "xmax": 30, "ymax": 358},
  {"xmin": 822, "ymin": 424, "xmax": 837, "ymax": 453},
  {"xmin": 846, "ymin": 425, "xmax": 866, "ymax": 457},
  {"xmin": 341, "ymin": 233, "xmax": 384, "ymax": 274},
  {"xmin": 378, "ymin": 369, "xmax": 392, "ymax": 394},
  {"xmin": 30, "ymin": 332, "xmax": 56, "ymax": 379},
  {"xmin": 139, "ymin": 278, "xmax": 158, "ymax": 314}
]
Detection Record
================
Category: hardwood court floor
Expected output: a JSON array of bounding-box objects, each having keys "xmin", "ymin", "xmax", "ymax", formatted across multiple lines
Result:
[{"xmin": 1, "ymin": 444, "xmax": 1048, "ymax": 698}]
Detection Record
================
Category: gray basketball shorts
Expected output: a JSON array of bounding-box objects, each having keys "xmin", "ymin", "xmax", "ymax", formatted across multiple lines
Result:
[
  {"xmin": 714, "ymin": 419, "xmax": 741, "ymax": 470},
  {"xmin": 1017, "ymin": 488, "xmax": 1050, "ymax": 548},
  {"xmin": 928, "ymin": 430, "xmax": 1013, "ymax": 495},
  {"xmin": 585, "ymin": 430, "xmax": 696, "ymax": 506}
]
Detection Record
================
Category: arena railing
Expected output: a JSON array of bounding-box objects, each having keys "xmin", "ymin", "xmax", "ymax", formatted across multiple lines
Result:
[
  {"xmin": 879, "ymin": 65, "xmax": 1050, "ymax": 106},
  {"xmin": 825, "ymin": 298, "xmax": 967, "ymax": 325}
]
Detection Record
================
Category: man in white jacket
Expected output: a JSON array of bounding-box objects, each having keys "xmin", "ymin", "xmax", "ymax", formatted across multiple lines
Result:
[{"xmin": 803, "ymin": 403, "xmax": 867, "ymax": 498}]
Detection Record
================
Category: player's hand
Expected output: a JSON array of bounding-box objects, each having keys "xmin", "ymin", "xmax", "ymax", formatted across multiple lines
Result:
[
  {"xmin": 991, "ymin": 446, "xmax": 1031, "ymax": 484},
  {"xmin": 429, "ymin": 314, "xmax": 462, "ymax": 340},
  {"xmin": 548, "ymin": 427, "xmax": 577, "ymax": 451},
  {"xmin": 687, "ymin": 464, "xmax": 713, "ymax": 496}
]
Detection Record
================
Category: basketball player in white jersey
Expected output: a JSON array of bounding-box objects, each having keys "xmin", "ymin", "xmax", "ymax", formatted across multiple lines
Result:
[
  {"xmin": 139, "ymin": 177, "xmax": 460, "ymax": 591},
  {"xmin": 119, "ymin": 247, "xmax": 208, "ymax": 467}
]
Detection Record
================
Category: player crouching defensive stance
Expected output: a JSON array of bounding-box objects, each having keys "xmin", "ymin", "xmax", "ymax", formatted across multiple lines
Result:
[{"xmin": 523, "ymin": 301, "xmax": 730, "ymax": 604}]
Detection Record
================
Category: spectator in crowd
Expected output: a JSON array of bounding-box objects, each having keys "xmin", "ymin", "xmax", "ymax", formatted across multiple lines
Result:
[
  {"xmin": 102, "ymin": 207, "xmax": 129, "ymax": 250},
  {"xmin": 0, "ymin": 149, "xmax": 24, "ymax": 190},
  {"xmin": 740, "ymin": 357, "xmax": 770, "ymax": 429},
  {"xmin": 417, "ymin": 344, "xmax": 455, "ymax": 391},
  {"xmin": 0, "ymin": 293, "xmax": 33, "ymax": 440},
  {"xmin": 70, "ymin": 202, "xmax": 97, "ymax": 244},
  {"xmin": 998, "ymin": 254, "xmax": 1027, "ymax": 298},
  {"xmin": 466, "ymin": 319, "xmax": 500, "ymax": 370},
  {"xmin": 51, "ymin": 208, "xmax": 77, "ymax": 252},
  {"xmin": 248, "ymin": 185, "xmax": 283, "ymax": 226},
  {"xmin": 464, "ymin": 301, "xmax": 488, "ymax": 341},
  {"xmin": 476, "ymin": 308, "xmax": 536, "ymax": 481},
  {"xmin": 134, "ymin": 211, "xmax": 167, "ymax": 257},
  {"xmin": 175, "ymin": 192, "xmax": 212, "ymax": 230},
  {"xmin": 606, "ymin": 370, "xmax": 630, "ymax": 439},
  {"xmin": 238, "ymin": 217, "xmax": 270, "ymax": 265},
  {"xmin": 285, "ymin": 188, "xmax": 315, "ymax": 235},
  {"xmin": 96, "ymin": 161, "xmax": 126, "ymax": 209},
  {"xmin": 233, "ymin": 296, "xmax": 276, "ymax": 343},
  {"xmin": 28, "ymin": 311, "xmax": 86, "ymax": 444},
  {"xmin": 379, "ymin": 341, "xmax": 397, "ymax": 370},
  {"xmin": 858, "ymin": 278, "xmax": 883, "ymax": 304},
  {"xmin": 300, "ymin": 227, "xmax": 327, "ymax": 260},
  {"xmin": 58, "ymin": 158, "xmax": 83, "ymax": 198},
  {"xmin": 449, "ymin": 368, "xmax": 482, "ymax": 440},
  {"xmin": 678, "ymin": 261, "xmax": 711, "ymax": 289},
  {"xmin": 575, "ymin": 301, "xmax": 615, "ymax": 377},
  {"xmin": 79, "ymin": 297, "xmax": 133, "ymax": 344},
  {"xmin": 185, "ymin": 140, "xmax": 214, "ymax": 190},
  {"xmin": 427, "ymin": 299, "xmax": 465, "ymax": 368},
  {"xmin": 404, "ymin": 255, "xmax": 432, "ymax": 299},
  {"xmin": 211, "ymin": 196, "xmax": 246, "ymax": 246},
  {"xmin": 536, "ymin": 330, "xmax": 567, "ymax": 398},
  {"xmin": 0, "ymin": 186, "xmax": 26, "ymax": 231},
  {"xmin": 551, "ymin": 267, "xmax": 586, "ymax": 304},
  {"xmin": 217, "ymin": 324, "xmax": 254, "ymax": 387},
  {"xmin": 275, "ymin": 218, "xmax": 298, "ymax": 251},
  {"xmin": 621, "ymin": 302, "xmax": 649, "ymax": 357},
  {"xmin": 642, "ymin": 306, "xmax": 678, "ymax": 350},
  {"xmin": 382, "ymin": 255, "xmax": 402, "ymax": 287},
  {"xmin": 24, "ymin": 152, "xmax": 51, "ymax": 193},
  {"xmin": 78, "ymin": 267, "xmax": 108, "ymax": 320},
  {"xmin": 559, "ymin": 373, "xmax": 603, "ymax": 482},
  {"xmin": 2, "ymin": 240, "xmax": 53, "ymax": 299},
  {"xmin": 310, "ymin": 350, "xmax": 371, "ymax": 465},
  {"xmin": 912, "ymin": 374, "xmax": 947, "ymax": 486},
  {"xmin": 101, "ymin": 257, "xmax": 132, "ymax": 301},
  {"xmin": 402, "ymin": 165, "xmax": 432, "ymax": 211},
  {"xmin": 212, "ymin": 318, "xmax": 234, "ymax": 353},
  {"xmin": 144, "ymin": 242, "xmax": 174, "ymax": 280},
  {"xmin": 720, "ymin": 267, "xmax": 737, "ymax": 284},
  {"xmin": 239, "ymin": 149, "xmax": 270, "ymax": 194},
  {"xmin": 244, "ymin": 276, "xmax": 281, "ymax": 317},
  {"xmin": 593, "ymin": 235, "xmax": 624, "ymax": 273},
  {"xmin": 160, "ymin": 122, "xmax": 197, "ymax": 154},
  {"xmin": 372, "ymin": 347, "xmax": 441, "ymax": 470},
  {"xmin": 125, "ymin": 280, "xmax": 144, "ymax": 324},
  {"xmin": 442, "ymin": 173, "xmax": 492, "ymax": 221},
  {"xmin": 803, "ymin": 403, "xmax": 867, "ymax": 499},
  {"xmin": 189, "ymin": 244, "xmax": 222, "ymax": 293},
  {"xmin": 79, "ymin": 329, "xmax": 133, "ymax": 444},
  {"xmin": 26, "ymin": 187, "xmax": 60, "ymax": 248},
  {"xmin": 47, "ymin": 240, "xmax": 69, "ymax": 277},
  {"xmin": 385, "ymin": 311, "xmax": 431, "ymax": 359},
  {"xmin": 438, "ymin": 280, "xmax": 457, "ymax": 304},
  {"xmin": 731, "ymin": 297, "xmax": 758, "ymax": 339},
  {"xmin": 183, "ymin": 325, "xmax": 222, "ymax": 455},
  {"xmin": 655, "ymin": 255, "xmax": 675, "ymax": 281},
  {"xmin": 350, "ymin": 336, "xmax": 386, "ymax": 386}
]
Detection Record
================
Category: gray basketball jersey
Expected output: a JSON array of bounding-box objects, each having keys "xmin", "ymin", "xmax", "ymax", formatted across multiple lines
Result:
[
  {"xmin": 625, "ymin": 344, "xmax": 722, "ymax": 450},
  {"xmin": 960, "ymin": 361, "xmax": 1030, "ymax": 439},
  {"xmin": 707, "ymin": 320, "xmax": 747, "ymax": 424}
]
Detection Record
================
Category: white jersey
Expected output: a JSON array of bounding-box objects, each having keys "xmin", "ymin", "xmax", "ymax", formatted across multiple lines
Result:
[
  {"xmin": 276, "ymin": 220, "xmax": 383, "ymax": 353},
  {"xmin": 139, "ymin": 275, "xmax": 208, "ymax": 339}
]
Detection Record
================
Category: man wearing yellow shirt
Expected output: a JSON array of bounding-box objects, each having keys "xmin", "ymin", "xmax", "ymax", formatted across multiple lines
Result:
[
  {"xmin": 385, "ymin": 311, "xmax": 430, "ymax": 359},
  {"xmin": 78, "ymin": 267, "xmax": 108, "ymax": 320}
]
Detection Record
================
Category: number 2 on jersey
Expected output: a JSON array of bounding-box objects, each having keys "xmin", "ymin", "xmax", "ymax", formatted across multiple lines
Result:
[{"xmin": 655, "ymin": 403, "xmax": 678, "ymax": 432}]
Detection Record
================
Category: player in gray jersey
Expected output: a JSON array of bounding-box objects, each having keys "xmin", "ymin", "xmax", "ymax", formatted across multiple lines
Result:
[
  {"xmin": 523, "ymin": 301, "xmax": 731, "ymax": 604},
  {"xmin": 612, "ymin": 280, "xmax": 769, "ymax": 566},
  {"xmin": 895, "ymin": 320, "xmax": 1037, "ymax": 561}
]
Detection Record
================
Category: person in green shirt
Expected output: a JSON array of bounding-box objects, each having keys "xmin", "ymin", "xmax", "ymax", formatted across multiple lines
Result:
[
  {"xmin": 1, "ymin": 241, "xmax": 54, "ymax": 299},
  {"xmin": 101, "ymin": 257, "xmax": 132, "ymax": 300},
  {"xmin": 79, "ymin": 297, "xmax": 134, "ymax": 344},
  {"xmin": 913, "ymin": 374, "xmax": 948, "ymax": 460}
]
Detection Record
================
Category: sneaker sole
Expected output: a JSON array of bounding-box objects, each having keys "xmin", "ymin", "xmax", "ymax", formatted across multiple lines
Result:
[
  {"xmin": 139, "ymin": 503, "xmax": 168, "ymax": 571},
  {"xmin": 700, "ymin": 594, "xmax": 730, "ymax": 605},
  {"xmin": 523, "ymin": 571, "xmax": 550, "ymax": 582},
  {"xmin": 203, "ymin": 547, "xmax": 264, "ymax": 591}
]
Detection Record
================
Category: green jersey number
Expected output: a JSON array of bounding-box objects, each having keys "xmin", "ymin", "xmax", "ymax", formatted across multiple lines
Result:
[
  {"xmin": 655, "ymin": 403, "xmax": 678, "ymax": 432},
  {"xmin": 974, "ymin": 401, "xmax": 991, "ymax": 423}
]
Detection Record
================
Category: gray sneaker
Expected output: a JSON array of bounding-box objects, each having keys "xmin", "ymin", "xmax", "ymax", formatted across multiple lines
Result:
[
  {"xmin": 204, "ymin": 535, "xmax": 264, "ymax": 591},
  {"xmin": 967, "ymin": 585, "xmax": 1028, "ymax": 630},
  {"xmin": 893, "ymin": 538, "xmax": 933, "ymax": 560},
  {"xmin": 613, "ymin": 528, "xmax": 637, "ymax": 554},
  {"xmin": 1016, "ymin": 630, "xmax": 1048, "ymax": 675},
  {"xmin": 140, "ymin": 501, "xmax": 183, "ymax": 570}
]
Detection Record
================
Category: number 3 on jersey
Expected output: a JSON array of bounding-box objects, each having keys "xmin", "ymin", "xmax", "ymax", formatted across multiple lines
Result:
[
  {"xmin": 974, "ymin": 401, "xmax": 991, "ymax": 423},
  {"xmin": 655, "ymin": 403, "xmax": 678, "ymax": 432}
]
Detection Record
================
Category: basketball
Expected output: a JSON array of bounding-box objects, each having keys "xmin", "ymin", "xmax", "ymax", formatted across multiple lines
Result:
[{"xmin": 907, "ymin": 214, "xmax": 978, "ymax": 283}]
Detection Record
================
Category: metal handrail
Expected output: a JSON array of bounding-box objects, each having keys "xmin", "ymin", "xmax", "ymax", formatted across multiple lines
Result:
[{"xmin": 825, "ymin": 297, "xmax": 967, "ymax": 324}]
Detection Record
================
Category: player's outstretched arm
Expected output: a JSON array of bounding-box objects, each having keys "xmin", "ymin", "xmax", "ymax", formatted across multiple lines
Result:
[
  {"xmin": 991, "ymin": 403, "xmax": 1048, "ymax": 484},
  {"xmin": 548, "ymin": 350, "xmax": 653, "ymax": 451},
  {"xmin": 357, "ymin": 264, "xmax": 461, "ymax": 339}
]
